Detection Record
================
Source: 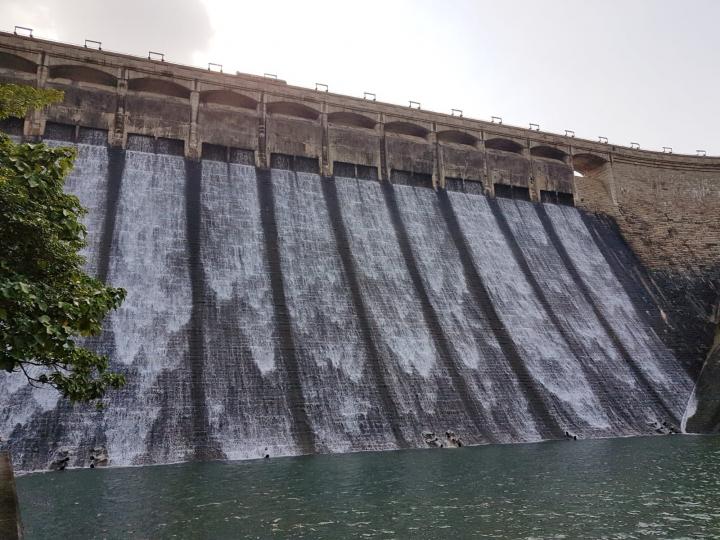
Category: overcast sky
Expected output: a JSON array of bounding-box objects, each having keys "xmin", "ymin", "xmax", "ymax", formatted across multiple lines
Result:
[{"xmin": 3, "ymin": 0, "xmax": 719, "ymax": 155}]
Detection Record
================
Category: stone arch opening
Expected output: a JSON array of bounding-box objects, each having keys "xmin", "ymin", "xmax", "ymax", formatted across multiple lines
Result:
[
  {"xmin": 572, "ymin": 153, "xmax": 608, "ymax": 176},
  {"xmin": 49, "ymin": 65, "xmax": 117, "ymax": 87},
  {"xmin": 327, "ymin": 111, "xmax": 376, "ymax": 129},
  {"xmin": 530, "ymin": 145, "xmax": 567, "ymax": 162},
  {"xmin": 437, "ymin": 130, "xmax": 477, "ymax": 146},
  {"xmin": 0, "ymin": 52, "xmax": 37, "ymax": 74},
  {"xmin": 385, "ymin": 121, "xmax": 429, "ymax": 139},
  {"xmin": 128, "ymin": 77, "xmax": 191, "ymax": 99},
  {"xmin": 266, "ymin": 101, "xmax": 320, "ymax": 120},
  {"xmin": 199, "ymin": 89, "xmax": 257, "ymax": 110},
  {"xmin": 485, "ymin": 137, "xmax": 523, "ymax": 154}
]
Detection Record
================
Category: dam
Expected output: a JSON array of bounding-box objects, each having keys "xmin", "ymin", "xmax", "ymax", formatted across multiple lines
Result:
[{"xmin": 0, "ymin": 31, "xmax": 719, "ymax": 472}]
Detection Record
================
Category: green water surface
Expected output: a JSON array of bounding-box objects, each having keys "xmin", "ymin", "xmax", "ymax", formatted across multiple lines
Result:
[{"xmin": 16, "ymin": 435, "xmax": 720, "ymax": 539}]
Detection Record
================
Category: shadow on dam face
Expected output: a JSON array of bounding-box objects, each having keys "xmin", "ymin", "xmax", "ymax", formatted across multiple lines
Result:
[{"xmin": 0, "ymin": 139, "xmax": 697, "ymax": 471}]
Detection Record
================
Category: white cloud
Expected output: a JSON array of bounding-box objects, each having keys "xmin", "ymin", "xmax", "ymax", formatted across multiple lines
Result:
[{"xmin": 2, "ymin": 0, "xmax": 212, "ymax": 63}]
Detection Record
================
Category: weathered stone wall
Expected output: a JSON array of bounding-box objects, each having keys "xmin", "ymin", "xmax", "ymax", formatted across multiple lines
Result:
[
  {"xmin": 576, "ymin": 154, "xmax": 720, "ymax": 379},
  {"xmin": 570, "ymin": 152, "xmax": 720, "ymax": 271}
]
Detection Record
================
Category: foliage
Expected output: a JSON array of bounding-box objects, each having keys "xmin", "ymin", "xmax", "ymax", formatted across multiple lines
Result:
[
  {"xmin": 0, "ymin": 83, "xmax": 63, "ymax": 121},
  {"xmin": 0, "ymin": 83, "xmax": 126, "ymax": 403}
]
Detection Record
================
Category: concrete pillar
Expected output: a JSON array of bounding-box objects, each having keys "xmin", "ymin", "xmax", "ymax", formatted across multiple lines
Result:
[
  {"xmin": 321, "ymin": 104, "xmax": 331, "ymax": 177},
  {"xmin": 432, "ymin": 130, "xmax": 444, "ymax": 190},
  {"xmin": 257, "ymin": 94, "xmax": 268, "ymax": 168},
  {"xmin": 26, "ymin": 51, "xmax": 48, "ymax": 139},
  {"xmin": 379, "ymin": 114, "xmax": 388, "ymax": 182},
  {"xmin": 525, "ymin": 141, "xmax": 539, "ymax": 202},
  {"xmin": 187, "ymin": 85, "xmax": 200, "ymax": 159},
  {"xmin": 481, "ymin": 132, "xmax": 492, "ymax": 196},
  {"xmin": 567, "ymin": 150, "xmax": 577, "ymax": 204},
  {"xmin": 110, "ymin": 69, "xmax": 128, "ymax": 148},
  {"xmin": 0, "ymin": 452, "xmax": 22, "ymax": 540},
  {"xmin": 529, "ymin": 162, "xmax": 539, "ymax": 201},
  {"xmin": 606, "ymin": 154, "xmax": 619, "ymax": 206}
]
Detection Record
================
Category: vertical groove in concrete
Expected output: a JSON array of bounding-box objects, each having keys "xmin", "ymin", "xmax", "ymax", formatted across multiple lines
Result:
[
  {"xmin": 255, "ymin": 168, "xmax": 316, "ymax": 454},
  {"xmin": 535, "ymin": 205, "xmax": 680, "ymax": 422},
  {"xmin": 486, "ymin": 197, "xmax": 634, "ymax": 427},
  {"xmin": 435, "ymin": 189, "xmax": 561, "ymax": 439},
  {"xmin": 96, "ymin": 146, "xmax": 125, "ymax": 283},
  {"xmin": 380, "ymin": 182, "xmax": 496, "ymax": 442},
  {"xmin": 185, "ymin": 160, "xmax": 225, "ymax": 460},
  {"xmin": 321, "ymin": 177, "xmax": 409, "ymax": 448},
  {"xmin": 0, "ymin": 452, "xmax": 21, "ymax": 540}
]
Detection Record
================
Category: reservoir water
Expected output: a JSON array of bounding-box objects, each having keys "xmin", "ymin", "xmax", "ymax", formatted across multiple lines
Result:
[{"xmin": 16, "ymin": 435, "xmax": 720, "ymax": 539}]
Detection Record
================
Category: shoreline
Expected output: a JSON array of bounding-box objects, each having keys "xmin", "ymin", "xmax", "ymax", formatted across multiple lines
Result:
[{"xmin": 13, "ymin": 431, "xmax": 703, "ymax": 478}]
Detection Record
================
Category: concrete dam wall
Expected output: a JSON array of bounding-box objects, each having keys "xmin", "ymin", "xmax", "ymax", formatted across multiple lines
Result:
[
  {"xmin": 0, "ymin": 33, "xmax": 718, "ymax": 469},
  {"xmin": 0, "ymin": 136, "xmax": 695, "ymax": 469}
]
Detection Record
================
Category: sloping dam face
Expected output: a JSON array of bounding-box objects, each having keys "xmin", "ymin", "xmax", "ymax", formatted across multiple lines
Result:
[{"xmin": 0, "ymin": 139, "xmax": 694, "ymax": 471}]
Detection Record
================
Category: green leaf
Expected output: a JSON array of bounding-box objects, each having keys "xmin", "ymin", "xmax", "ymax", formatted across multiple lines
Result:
[{"xmin": 0, "ymin": 83, "xmax": 126, "ymax": 403}]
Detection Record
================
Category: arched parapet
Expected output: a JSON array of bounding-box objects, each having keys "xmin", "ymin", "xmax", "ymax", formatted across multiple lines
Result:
[
  {"xmin": 384, "ymin": 120, "xmax": 434, "ymax": 180},
  {"xmin": 48, "ymin": 64, "xmax": 117, "ymax": 87},
  {"xmin": 197, "ymin": 89, "xmax": 258, "ymax": 153},
  {"xmin": 572, "ymin": 152, "xmax": 609, "ymax": 175},
  {"xmin": 530, "ymin": 144, "xmax": 567, "ymax": 162},
  {"xmin": 531, "ymin": 158, "xmax": 574, "ymax": 201},
  {"xmin": 327, "ymin": 111, "xmax": 377, "ymax": 130},
  {"xmin": 199, "ymin": 89, "xmax": 258, "ymax": 110},
  {"xmin": 266, "ymin": 100, "xmax": 320, "ymax": 121},
  {"xmin": 571, "ymin": 152, "xmax": 617, "ymax": 215},
  {"xmin": 485, "ymin": 136, "xmax": 531, "ymax": 196},
  {"xmin": 484, "ymin": 137, "xmax": 524, "ymax": 154},
  {"xmin": 0, "ymin": 51, "xmax": 37, "ymax": 74},
  {"xmin": 39, "ymin": 63, "xmax": 118, "ymax": 138},
  {"xmin": 439, "ymin": 130, "xmax": 484, "ymax": 186},
  {"xmin": 124, "ymin": 77, "xmax": 192, "ymax": 144},
  {"xmin": 266, "ymin": 100, "xmax": 322, "ymax": 166},
  {"xmin": 437, "ymin": 129, "xmax": 478, "ymax": 147},
  {"xmin": 327, "ymin": 110, "xmax": 381, "ymax": 177},
  {"xmin": 384, "ymin": 121, "xmax": 430, "ymax": 139},
  {"xmin": 529, "ymin": 145, "xmax": 572, "ymax": 201},
  {"xmin": 127, "ymin": 77, "xmax": 191, "ymax": 99}
]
